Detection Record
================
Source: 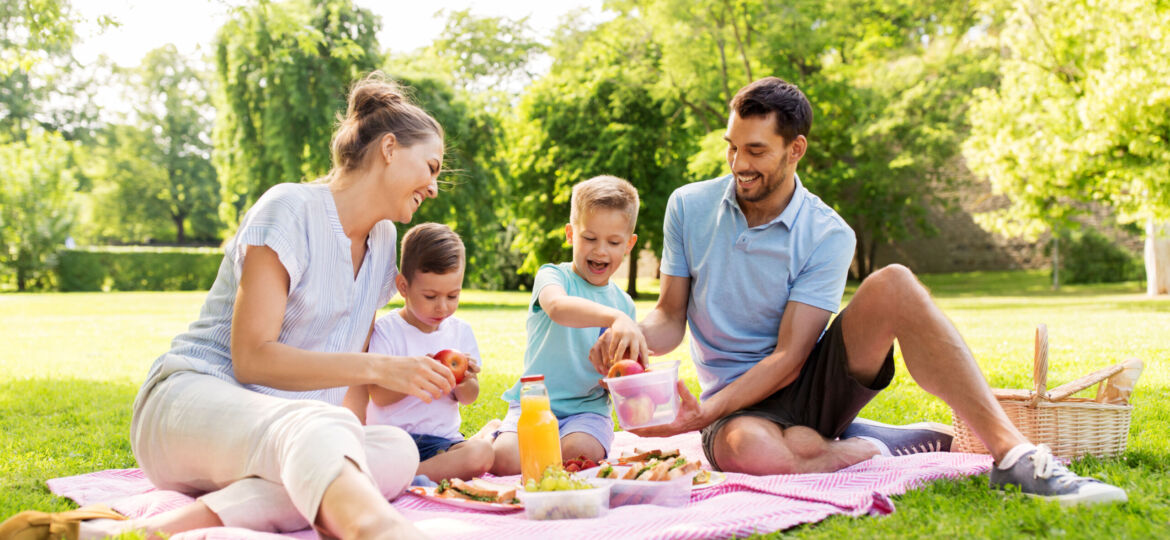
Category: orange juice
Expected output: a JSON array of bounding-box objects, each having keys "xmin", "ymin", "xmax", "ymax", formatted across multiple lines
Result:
[{"xmin": 517, "ymin": 375, "xmax": 562, "ymax": 483}]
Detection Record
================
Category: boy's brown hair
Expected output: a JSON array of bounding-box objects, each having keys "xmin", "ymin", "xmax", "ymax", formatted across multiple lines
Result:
[
  {"xmin": 569, "ymin": 175, "xmax": 639, "ymax": 231},
  {"xmin": 400, "ymin": 223, "xmax": 464, "ymax": 281}
]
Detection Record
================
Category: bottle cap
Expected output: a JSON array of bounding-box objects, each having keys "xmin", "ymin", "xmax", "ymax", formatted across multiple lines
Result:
[{"xmin": 520, "ymin": 374, "xmax": 545, "ymax": 382}]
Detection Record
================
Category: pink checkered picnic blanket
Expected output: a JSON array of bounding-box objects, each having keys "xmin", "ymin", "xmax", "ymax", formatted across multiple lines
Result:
[{"xmin": 47, "ymin": 431, "xmax": 992, "ymax": 539}]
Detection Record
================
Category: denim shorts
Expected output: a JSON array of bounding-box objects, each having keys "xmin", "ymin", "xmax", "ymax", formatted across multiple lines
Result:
[
  {"xmin": 700, "ymin": 311, "xmax": 895, "ymax": 470},
  {"xmin": 411, "ymin": 433, "xmax": 463, "ymax": 461},
  {"xmin": 496, "ymin": 404, "xmax": 615, "ymax": 455}
]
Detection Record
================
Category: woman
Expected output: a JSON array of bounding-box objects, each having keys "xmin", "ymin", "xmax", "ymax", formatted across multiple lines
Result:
[{"xmin": 7, "ymin": 73, "xmax": 454, "ymax": 540}]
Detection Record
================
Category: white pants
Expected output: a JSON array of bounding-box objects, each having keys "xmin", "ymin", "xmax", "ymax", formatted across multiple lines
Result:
[{"xmin": 131, "ymin": 369, "xmax": 418, "ymax": 532}]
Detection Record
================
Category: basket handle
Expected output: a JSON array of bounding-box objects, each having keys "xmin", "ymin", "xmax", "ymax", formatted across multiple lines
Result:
[
  {"xmin": 1030, "ymin": 324, "xmax": 1048, "ymax": 406},
  {"xmin": 1047, "ymin": 362, "xmax": 1127, "ymax": 402}
]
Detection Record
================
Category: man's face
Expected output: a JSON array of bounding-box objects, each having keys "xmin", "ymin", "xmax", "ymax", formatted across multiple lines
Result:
[{"xmin": 723, "ymin": 111, "xmax": 800, "ymax": 204}]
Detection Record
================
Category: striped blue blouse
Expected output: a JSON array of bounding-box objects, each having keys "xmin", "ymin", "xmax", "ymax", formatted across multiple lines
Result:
[{"xmin": 148, "ymin": 182, "xmax": 398, "ymax": 405}]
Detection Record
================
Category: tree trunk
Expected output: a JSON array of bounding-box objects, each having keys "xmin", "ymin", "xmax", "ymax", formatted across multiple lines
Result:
[
  {"xmin": 1145, "ymin": 218, "xmax": 1170, "ymax": 295},
  {"xmin": 626, "ymin": 251, "xmax": 639, "ymax": 300},
  {"xmin": 174, "ymin": 214, "xmax": 186, "ymax": 244},
  {"xmin": 854, "ymin": 228, "xmax": 869, "ymax": 280},
  {"xmin": 1051, "ymin": 233, "xmax": 1061, "ymax": 290}
]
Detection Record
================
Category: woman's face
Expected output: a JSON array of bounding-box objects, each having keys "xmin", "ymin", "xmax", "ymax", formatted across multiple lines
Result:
[{"xmin": 382, "ymin": 134, "xmax": 442, "ymax": 222}]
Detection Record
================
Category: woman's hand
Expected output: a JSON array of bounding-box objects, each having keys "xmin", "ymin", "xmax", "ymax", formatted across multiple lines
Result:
[{"xmin": 376, "ymin": 355, "xmax": 455, "ymax": 403}]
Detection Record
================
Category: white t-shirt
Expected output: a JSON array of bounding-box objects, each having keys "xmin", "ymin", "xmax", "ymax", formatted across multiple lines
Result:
[{"xmin": 365, "ymin": 310, "xmax": 481, "ymax": 440}]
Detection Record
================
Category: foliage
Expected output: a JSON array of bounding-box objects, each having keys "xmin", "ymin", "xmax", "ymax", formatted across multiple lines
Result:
[
  {"xmin": 0, "ymin": 130, "xmax": 76, "ymax": 290},
  {"xmin": 55, "ymin": 246, "xmax": 222, "ymax": 292},
  {"xmin": 507, "ymin": 15, "xmax": 693, "ymax": 295},
  {"xmin": 389, "ymin": 73, "xmax": 525, "ymax": 290},
  {"xmin": 82, "ymin": 45, "xmax": 221, "ymax": 244},
  {"xmin": 1053, "ymin": 228, "xmax": 1145, "ymax": 284},
  {"xmin": 0, "ymin": 0, "xmax": 108, "ymax": 142},
  {"xmin": 0, "ymin": 0, "xmax": 77, "ymax": 75},
  {"xmin": 964, "ymin": 0, "xmax": 1170, "ymax": 232},
  {"xmin": 212, "ymin": 0, "xmax": 382, "ymax": 228},
  {"xmin": 614, "ymin": 0, "xmax": 997, "ymax": 279},
  {"xmin": 428, "ymin": 9, "xmax": 545, "ymax": 96}
]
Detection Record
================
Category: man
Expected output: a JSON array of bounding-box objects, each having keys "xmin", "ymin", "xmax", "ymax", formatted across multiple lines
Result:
[{"xmin": 594, "ymin": 77, "xmax": 1125, "ymax": 505}]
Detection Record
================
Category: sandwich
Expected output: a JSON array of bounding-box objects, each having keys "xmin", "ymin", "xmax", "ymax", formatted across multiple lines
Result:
[
  {"xmin": 436, "ymin": 478, "xmax": 519, "ymax": 504},
  {"xmin": 612, "ymin": 455, "xmax": 706, "ymax": 483},
  {"xmin": 616, "ymin": 448, "xmax": 681, "ymax": 464}
]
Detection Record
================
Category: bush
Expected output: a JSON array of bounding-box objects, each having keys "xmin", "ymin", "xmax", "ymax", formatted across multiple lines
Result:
[
  {"xmin": 1057, "ymin": 228, "xmax": 1145, "ymax": 284},
  {"xmin": 55, "ymin": 247, "xmax": 223, "ymax": 292}
]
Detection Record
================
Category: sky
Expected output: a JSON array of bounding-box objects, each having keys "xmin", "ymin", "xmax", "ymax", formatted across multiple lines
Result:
[{"xmin": 71, "ymin": 0, "xmax": 605, "ymax": 68}]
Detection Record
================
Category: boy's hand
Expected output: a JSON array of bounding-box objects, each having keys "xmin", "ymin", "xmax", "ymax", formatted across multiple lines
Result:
[
  {"xmin": 592, "ymin": 315, "xmax": 651, "ymax": 375},
  {"xmin": 377, "ymin": 355, "xmax": 455, "ymax": 403}
]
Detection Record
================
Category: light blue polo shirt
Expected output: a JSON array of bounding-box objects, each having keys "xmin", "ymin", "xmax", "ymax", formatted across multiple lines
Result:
[
  {"xmin": 501, "ymin": 262, "xmax": 637, "ymax": 418},
  {"xmin": 660, "ymin": 173, "xmax": 855, "ymax": 400}
]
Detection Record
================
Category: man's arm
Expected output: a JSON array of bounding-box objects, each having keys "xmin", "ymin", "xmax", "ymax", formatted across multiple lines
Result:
[
  {"xmin": 639, "ymin": 273, "xmax": 691, "ymax": 355},
  {"xmin": 631, "ymin": 300, "xmax": 831, "ymax": 437}
]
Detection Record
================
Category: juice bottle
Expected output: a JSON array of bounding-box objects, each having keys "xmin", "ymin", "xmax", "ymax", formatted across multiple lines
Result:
[{"xmin": 517, "ymin": 374, "xmax": 562, "ymax": 483}]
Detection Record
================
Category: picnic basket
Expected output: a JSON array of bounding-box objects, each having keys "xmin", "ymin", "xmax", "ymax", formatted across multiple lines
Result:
[{"xmin": 951, "ymin": 324, "xmax": 1141, "ymax": 460}]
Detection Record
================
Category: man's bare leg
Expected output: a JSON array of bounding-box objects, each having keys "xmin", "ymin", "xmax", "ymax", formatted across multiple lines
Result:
[
  {"xmin": 840, "ymin": 264, "xmax": 1027, "ymax": 460},
  {"xmin": 711, "ymin": 416, "xmax": 879, "ymax": 475}
]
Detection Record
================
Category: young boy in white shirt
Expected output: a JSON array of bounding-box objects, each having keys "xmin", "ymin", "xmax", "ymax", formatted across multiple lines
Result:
[{"xmin": 345, "ymin": 223, "xmax": 494, "ymax": 482}]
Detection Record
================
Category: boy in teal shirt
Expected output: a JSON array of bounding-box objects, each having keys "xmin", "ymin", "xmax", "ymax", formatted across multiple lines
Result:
[{"xmin": 491, "ymin": 175, "xmax": 649, "ymax": 474}]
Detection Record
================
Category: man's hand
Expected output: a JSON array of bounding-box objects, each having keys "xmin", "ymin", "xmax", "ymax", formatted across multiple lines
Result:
[{"xmin": 629, "ymin": 380, "xmax": 708, "ymax": 437}]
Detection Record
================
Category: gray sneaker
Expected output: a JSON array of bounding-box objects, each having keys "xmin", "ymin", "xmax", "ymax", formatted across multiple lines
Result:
[
  {"xmin": 989, "ymin": 445, "xmax": 1127, "ymax": 506},
  {"xmin": 839, "ymin": 418, "xmax": 954, "ymax": 456}
]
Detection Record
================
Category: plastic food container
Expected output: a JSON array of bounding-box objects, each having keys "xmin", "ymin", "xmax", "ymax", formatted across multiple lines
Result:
[
  {"xmin": 604, "ymin": 360, "xmax": 680, "ymax": 430},
  {"xmin": 587, "ymin": 465, "xmax": 695, "ymax": 507},
  {"xmin": 516, "ymin": 482, "xmax": 610, "ymax": 520}
]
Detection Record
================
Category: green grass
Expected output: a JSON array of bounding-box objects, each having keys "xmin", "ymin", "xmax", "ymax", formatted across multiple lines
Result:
[{"xmin": 1, "ymin": 270, "xmax": 1168, "ymax": 537}]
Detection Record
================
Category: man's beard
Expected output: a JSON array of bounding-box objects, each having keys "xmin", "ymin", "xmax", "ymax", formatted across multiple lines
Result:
[{"xmin": 736, "ymin": 152, "xmax": 789, "ymax": 203}]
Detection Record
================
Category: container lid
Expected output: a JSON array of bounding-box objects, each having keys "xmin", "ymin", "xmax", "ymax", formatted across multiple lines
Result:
[{"xmin": 520, "ymin": 374, "xmax": 545, "ymax": 382}]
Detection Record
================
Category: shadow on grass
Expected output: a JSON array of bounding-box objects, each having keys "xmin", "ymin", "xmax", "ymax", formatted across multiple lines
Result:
[{"xmin": 0, "ymin": 378, "xmax": 138, "ymax": 518}]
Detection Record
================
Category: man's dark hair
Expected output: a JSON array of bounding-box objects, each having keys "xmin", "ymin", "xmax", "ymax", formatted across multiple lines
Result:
[{"xmin": 729, "ymin": 77, "xmax": 813, "ymax": 143}]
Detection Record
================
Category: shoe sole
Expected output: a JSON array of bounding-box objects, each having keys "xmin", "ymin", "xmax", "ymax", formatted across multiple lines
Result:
[
  {"xmin": 1023, "ymin": 488, "xmax": 1129, "ymax": 506},
  {"xmin": 851, "ymin": 418, "xmax": 955, "ymax": 436}
]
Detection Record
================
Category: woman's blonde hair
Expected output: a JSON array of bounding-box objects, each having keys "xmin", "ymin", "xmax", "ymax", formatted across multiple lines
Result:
[{"xmin": 330, "ymin": 72, "xmax": 443, "ymax": 174}]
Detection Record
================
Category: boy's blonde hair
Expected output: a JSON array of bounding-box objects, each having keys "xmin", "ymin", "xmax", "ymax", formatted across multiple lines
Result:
[
  {"xmin": 569, "ymin": 175, "xmax": 639, "ymax": 230},
  {"xmin": 400, "ymin": 223, "xmax": 464, "ymax": 281}
]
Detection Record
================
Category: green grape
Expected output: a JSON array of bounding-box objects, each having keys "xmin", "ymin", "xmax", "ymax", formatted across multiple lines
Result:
[
  {"xmin": 525, "ymin": 479, "xmax": 537, "ymax": 491},
  {"xmin": 539, "ymin": 477, "xmax": 557, "ymax": 491},
  {"xmin": 555, "ymin": 477, "xmax": 571, "ymax": 490}
]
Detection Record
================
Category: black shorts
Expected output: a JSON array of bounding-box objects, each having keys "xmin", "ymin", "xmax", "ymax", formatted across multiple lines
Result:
[{"xmin": 700, "ymin": 311, "xmax": 895, "ymax": 471}]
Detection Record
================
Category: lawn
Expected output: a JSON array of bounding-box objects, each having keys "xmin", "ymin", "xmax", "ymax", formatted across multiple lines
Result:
[{"xmin": 1, "ymin": 270, "xmax": 1167, "ymax": 538}]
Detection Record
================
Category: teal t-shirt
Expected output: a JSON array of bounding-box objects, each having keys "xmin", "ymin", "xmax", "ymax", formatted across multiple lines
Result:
[{"xmin": 501, "ymin": 262, "xmax": 637, "ymax": 418}]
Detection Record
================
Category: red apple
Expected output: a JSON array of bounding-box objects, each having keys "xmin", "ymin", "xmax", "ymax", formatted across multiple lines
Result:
[
  {"xmin": 643, "ymin": 380, "xmax": 675, "ymax": 406},
  {"xmin": 617, "ymin": 394, "xmax": 655, "ymax": 427},
  {"xmin": 433, "ymin": 349, "xmax": 469, "ymax": 384},
  {"xmin": 606, "ymin": 359, "xmax": 644, "ymax": 379}
]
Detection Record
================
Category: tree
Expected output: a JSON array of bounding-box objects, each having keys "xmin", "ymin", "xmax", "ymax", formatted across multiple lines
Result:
[
  {"xmin": 0, "ymin": 130, "xmax": 76, "ymax": 290},
  {"xmin": 1, "ymin": 0, "xmax": 108, "ymax": 142},
  {"xmin": 508, "ymin": 16, "xmax": 692, "ymax": 297},
  {"xmin": 84, "ymin": 45, "xmax": 220, "ymax": 244},
  {"xmin": 629, "ymin": 0, "xmax": 995, "ymax": 278},
  {"xmin": 212, "ymin": 0, "xmax": 382, "ymax": 227},
  {"xmin": 386, "ymin": 9, "xmax": 548, "ymax": 290},
  {"xmin": 963, "ymin": 0, "xmax": 1170, "ymax": 294}
]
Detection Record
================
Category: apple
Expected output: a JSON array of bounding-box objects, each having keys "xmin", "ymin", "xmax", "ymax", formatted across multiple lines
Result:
[
  {"xmin": 643, "ymin": 380, "xmax": 674, "ymax": 406},
  {"xmin": 617, "ymin": 394, "xmax": 655, "ymax": 427},
  {"xmin": 604, "ymin": 359, "xmax": 645, "ymax": 399},
  {"xmin": 433, "ymin": 349, "xmax": 470, "ymax": 384},
  {"xmin": 606, "ymin": 359, "xmax": 644, "ymax": 379}
]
